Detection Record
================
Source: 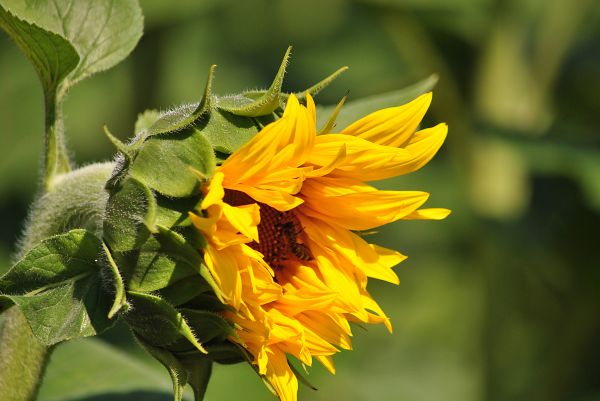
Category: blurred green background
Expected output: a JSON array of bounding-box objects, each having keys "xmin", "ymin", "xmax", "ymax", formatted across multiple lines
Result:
[{"xmin": 1, "ymin": 0, "xmax": 599, "ymax": 400}]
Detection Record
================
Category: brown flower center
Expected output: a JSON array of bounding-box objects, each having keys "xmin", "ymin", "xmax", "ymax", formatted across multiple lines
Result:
[{"xmin": 224, "ymin": 190, "xmax": 313, "ymax": 267}]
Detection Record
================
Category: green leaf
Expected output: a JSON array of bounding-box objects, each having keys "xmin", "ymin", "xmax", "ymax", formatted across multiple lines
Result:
[
  {"xmin": 104, "ymin": 177, "xmax": 157, "ymax": 252},
  {"xmin": 118, "ymin": 233, "xmax": 200, "ymax": 293},
  {"xmin": 129, "ymin": 128, "xmax": 216, "ymax": 198},
  {"xmin": 159, "ymin": 279, "xmax": 209, "ymax": 307},
  {"xmin": 197, "ymin": 108, "xmax": 260, "ymax": 155},
  {"xmin": 0, "ymin": 0, "xmax": 143, "ymax": 188},
  {"xmin": 136, "ymin": 337, "xmax": 189, "ymax": 401},
  {"xmin": 203, "ymin": 342, "xmax": 246, "ymax": 365},
  {"xmin": 0, "ymin": 230, "xmax": 115, "ymax": 345},
  {"xmin": 0, "ymin": 4, "xmax": 79, "ymax": 186},
  {"xmin": 0, "ymin": 5, "xmax": 79, "ymax": 100},
  {"xmin": 179, "ymin": 354, "xmax": 212, "ymax": 401},
  {"xmin": 126, "ymin": 291, "xmax": 207, "ymax": 354},
  {"xmin": 1, "ymin": 0, "xmax": 143, "ymax": 89},
  {"xmin": 316, "ymin": 74, "xmax": 439, "ymax": 130},
  {"xmin": 155, "ymin": 195, "xmax": 198, "ymax": 229},
  {"xmin": 0, "ymin": 229, "xmax": 100, "ymax": 294},
  {"xmin": 101, "ymin": 243, "xmax": 128, "ymax": 319},
  {"xmin": 179, "ymin": 309, "xmax": 233, "ymax": 344},
  {"xmin": 118, "ymin": 226, "xmax": 216, "ymax": 300}
]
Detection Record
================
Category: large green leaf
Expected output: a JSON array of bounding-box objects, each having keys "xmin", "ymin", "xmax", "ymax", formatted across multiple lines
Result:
[
  {"xmin": 0, "ymin": 5, "xmax": 78, "ymax": 100},
  {"xmin": 316, "ymin": 74, "xmax": 438, "ymax": 130},
  {"xmin": 1, "ymin": 0, "xmax": 143, "ymax": 89},
  {"xmin": 0, "ymin": 230, "xmax": 116, "ymax": 345}
]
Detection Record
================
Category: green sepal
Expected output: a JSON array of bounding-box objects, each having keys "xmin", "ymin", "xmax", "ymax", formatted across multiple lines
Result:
[
  {"xmin": 0, "ymin": 229, "xmax": 116, "ymax": 345},
  {"xmin": 104, "ymin": 176, "xmax": 157, "ymax": 252},
  {"xmin": 182, "ymin": 293, "xmax": 231, "ymax": 313},
  {"xmin": 117, "ymin": 232, "xmax": 199, "ymax": 293},
  {"xmin": 152, "ymin": 226, "xmax": 218, "ymax": 297},
  {"xmin": 131, "ymin": 64, "xmax": 217, "ymax": 145},
  {"xmin": 155, "ymin": 194, "xmax": 199, "ymax": 229},
  {"xmin": 178, "ymin": 353, "xmax": 213, "ymax": 401},
  {"xmin": 126, "ymin": 291, "xmax": 207, "ymax": 354},
  {"xmin": 203, "ymin": 342, "xmax": 247, "ymax": 365},
  {"xmin": 135, "ymin": 336, "xmax": 189, "ymax": 401},
  {"xmin": 100, "ymin": 242, "xmax": 128, "ymax": 319},
  {"xmin": 319, "ymin": 93, "xmax": 348, "ymax": 134},
  {"xmin": 196, "ymin": 108, "xmax": 260, "ymax": 154},
  {"xmin": 179, "ymin": 309, "xmax": 234, "ymax": 344},
  {"xmin": 103, "ymin": 125, "xmax": 133, "ymax": 160},
  {"xmin": 129, "ymin": 127, "xmax": 216, "ymax": 198},
  {"xmin": 159, "ymin": 278, "xmax": 211, "ymax": 307},
  {"xmin": 218, "ymin": 46, "xmax": 291, "ymax": 117}
]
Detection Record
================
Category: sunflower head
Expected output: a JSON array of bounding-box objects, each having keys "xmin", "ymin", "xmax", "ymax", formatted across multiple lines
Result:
[{"xmin": 101, "ymin": 47, "xmax": 449, "ymax": 401}]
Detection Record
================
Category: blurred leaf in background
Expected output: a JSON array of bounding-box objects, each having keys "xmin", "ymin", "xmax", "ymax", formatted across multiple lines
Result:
[{"xmin": 1, "ymin": 0, "xmax": 599, "ymax": 400}]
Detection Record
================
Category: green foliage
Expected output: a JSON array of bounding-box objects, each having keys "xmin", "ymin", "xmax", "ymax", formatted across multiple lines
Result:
[
  {"xmin": 129, "ymin": 128, "xmax": 216, "ymax": 198},
  {"xmin": 0, "ymin": 0, "xmax": 142, "ymax": 189},
  {"xmin": 0, "ymin": 6, "xmax": 78, "ymax": 101},
  {"xmin": 136, "ymin": 339, "xmax": 190, "ymax": 401},
  {"xmin": 101, "ymin": 243, "xmax": 128, "ymax": 319},
  {"xmin": 0, "ymin": 230, "xmax": 117, "ymax": 345},
  {"xmin": 196, "ymin": 109, "xmax": 260, "ymax": 154},
  {"xmin": 1, "ymin": 0, "xmax": 143, "ymax": 89},
  {"xmin": 126, "ymin": 291, "xmax": 206, "ymax": 354},
  {"xmin": 179, "ymin": 354, "xmax": 213, "ymax": 401},
  {"xmin": 179, "ymin": 309, "xmax": 233, "ymax": 344}
]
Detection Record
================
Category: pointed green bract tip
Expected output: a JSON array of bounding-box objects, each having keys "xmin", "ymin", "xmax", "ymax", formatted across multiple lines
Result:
[
  {"xmin": 219, "ymin": 46, "xmax": 292, "ymax": 117},
  {"xmin": 103, "ymin": 125, "xmax": 132, "ymax": 158}
]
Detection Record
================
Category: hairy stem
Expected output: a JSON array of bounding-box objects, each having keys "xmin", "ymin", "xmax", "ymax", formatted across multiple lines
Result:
[
  {"xmin": 44, "ymin": 89, "xmax": 71, "ymax": 192},
  {"xmin": 0, "ymin": 308, "xmax": 53, "ymax": 401},
  {"xmin": 0, "ymin": 162, "xmax": 115, "ymax": 400}
]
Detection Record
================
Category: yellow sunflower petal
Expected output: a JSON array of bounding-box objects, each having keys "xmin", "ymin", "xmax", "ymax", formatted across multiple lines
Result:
[
  {"xmin": 403, "ymin": 207, "xmax": 451, "ymax": 220},
  {"xmin": 222, "ymin": 203, "xmax": 260, "ymax": 242},
  {"xmin": 296, "ymin": 311, "xmax": 353, "ymax": 351},
  {"xmin": 307, "ymin": 122, "xmax": 447, "ymax": 181},
  {"xmin": 200, "ymin": 171, "xmax": 225, "ymax": 209},
  {"xmin": 265, "ymin": 348, "xmax": 299, "ymax": 401},
  {"xmin": 340, "ymin": 92, "xmax": 432, "ymax": 148},
  {"xmin": 316, "ymin": 355, "xmax": 336, "ymax": 374},
  {"xmin": 233, "ymin": 184, "xmax": 304, "ymax": 212},
  {"xmin": 301, "ymin": 178, "xmax": 430, "ymax": 230},
  {"xmin": 203, "ymin": 246, "xmax": 242, "ymax": 308}
]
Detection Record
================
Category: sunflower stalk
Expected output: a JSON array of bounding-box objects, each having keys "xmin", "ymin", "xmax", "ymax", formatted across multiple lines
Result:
[
  {"xmin": 43, "ymin": 87, "xmax": 71, "ymax": 192},
  {"xmin": 0, "ymin": 162, "xmax": 115, "ymax": 401}
]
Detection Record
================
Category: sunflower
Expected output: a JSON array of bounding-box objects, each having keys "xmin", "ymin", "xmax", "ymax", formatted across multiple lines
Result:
[{"xmin": 189, "ymin": 92, "xmax": 449, "ymax": 401}]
